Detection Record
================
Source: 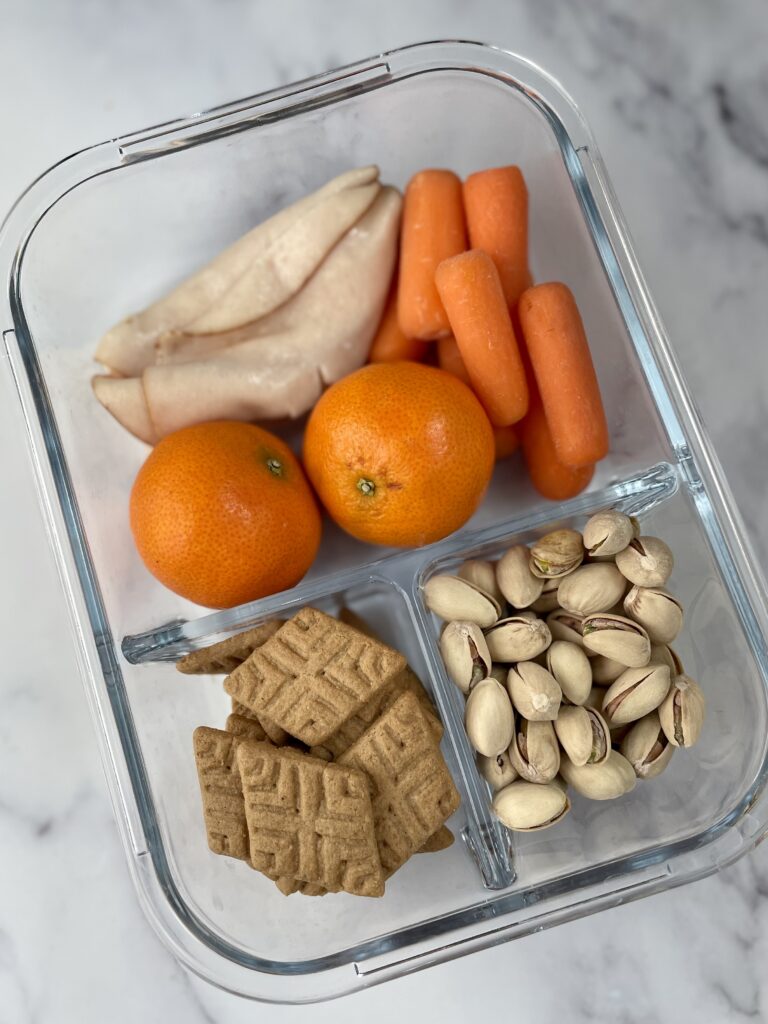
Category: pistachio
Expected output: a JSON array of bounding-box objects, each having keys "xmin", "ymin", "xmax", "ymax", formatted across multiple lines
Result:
[
  {"xmin": 620, "ymin": 711, "xmax": 674, "ymax": 779},
  {"xmin": 496, "ymin": 546, "xmax": 544, "ymax": 608},
  {"xmin": 546, "ymin": 608, "xmax": 587, "ymax": 649},
  {"xmin": 623, "ymin": 586, "xmax": 683, "ymax": 644},
  {"xmin": 590, "ymin": 654, "xmax": 627, "ymax": 685},
  {"xmin": 601, "ymin": 664, "xmax": 671, "ymax": 726},
  {"xmin": 457, "ymin": 559, "xmax": 504, "ymax": 605},
  {"xmin": 546, "ymin": 640, "xmax": 592, "ymax": 705},
  {"xmin": 489, "ymin": 663, "xmax": 508, "ymax": 684},
  {"xmin": 581, "ymin": 613, "xmax": 651, "ymax": 667},
  {"xmin": 529, "ymin": 529, "xmax": 584, "ymax": 579},
  {"xmin": 650, "ymin": 643, "xmax": 684, "ymax": 676},
  {"xmin": 555, "ymin": 705, "xmax": 610, "ymax": 767},
  {"xmin": 507, "ymin": 661, "xmax": 561, "ymax": 721},
  {"xmin": 439, "ymin": 621, "xmax": 492, "ymax": 695},
  {"xmin": 658, "ymin": 674, "xmax": 705, "ymax": 748},
  {"xmin": 485, "ymin": 615, "xmax": 551, "ymax": 662},
  {"xmin": 615, "ymin": 536, "xmax": 674, "ymax": 588},
  {"xmin": 492, "ymin": 780, "xmax": 571, "ymax": 831},
  {"xmin": 582, "ymin": 509, "xmax": 635, "ymax": 557},
  {"xmin": 477, "ymin": 748, "xmax": 518, "ymax": 790},
  {"xmin": 559, "ymin": 749, "xmax": 637, "ymax": 800},
  {"xmin": 509, "ymin": 718, "xmax": 560, "ymax": 783},
  {"xmin": 530, "ymin": 577, "xmax": 562, "ymax": 614},
  {"xmin": 583, "ymin": 686, "xmax": 606, "ymax": 712},
  {"xmin": 424, "ymin": 575, "xmax": 500, "ymax": 627},
  {"xmin": 464, "ymin": 678, "xmax": 515, "ymax": 756},
  {"xmin": 557, "ymin": 563, "xmax": 627, "ymax": 617}
]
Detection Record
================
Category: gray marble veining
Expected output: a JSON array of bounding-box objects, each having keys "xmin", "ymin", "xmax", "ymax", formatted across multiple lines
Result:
[{"xmin": 2, "ymin": 1, "xmax": 768, "ymax": 1021}]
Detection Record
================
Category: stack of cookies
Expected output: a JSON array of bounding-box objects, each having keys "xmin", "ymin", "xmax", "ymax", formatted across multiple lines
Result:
[{"xmin": 182, "ymin": 607, "xmax": 460, "ymax": 898}]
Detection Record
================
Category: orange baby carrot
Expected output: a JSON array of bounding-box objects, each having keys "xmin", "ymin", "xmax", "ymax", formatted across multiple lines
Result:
[
  {"xmin": 435, "ymin": 249, "xmax": 529, "ymax": 427},
  {"xmin": 518, "ymin": 282, "xmax": 609, "ymax": 468},
  {"xmin": 521, "ymin": 402, "xmax": 594, "ymax": 500},
  {"xmin": 369, "ymin": 281, "xmax": 429, "ymax": 363},
  {"xmin": 398, "ymin": 170, "xmax": 467, "ymax": 340},
  {"xmin": 436, "ymin": 335, "xmax": 472, "ymax": 387},
  {"xmin": 463, "ymin": 166, "xmax": 532, "ymax": 308},
  {"xmin": 493, "ymin": 425, "xmax": 520, "ymax": 461}
]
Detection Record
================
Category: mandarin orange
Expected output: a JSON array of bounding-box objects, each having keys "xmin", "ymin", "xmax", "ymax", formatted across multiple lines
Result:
[
  {"xmin": 303, "ymin": 362, "xmax": 495, "ymax": 547},
  {"xmin": 130, "ymin": 421, "xmax": 321, "ymax": 608}
]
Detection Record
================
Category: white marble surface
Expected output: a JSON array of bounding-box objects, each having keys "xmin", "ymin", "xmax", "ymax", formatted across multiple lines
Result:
[{"xmin": 2, "ymin": 1, "xmax": 768, "ymax": 1021}]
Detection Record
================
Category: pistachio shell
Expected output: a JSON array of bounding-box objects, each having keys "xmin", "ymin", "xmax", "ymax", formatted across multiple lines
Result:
[
  {"xmin": 546, "ymin": 640, "xmax": 592, "ymax": 705},
  {"xmin": 457, "ymin": 559, "xmax": 505, "ymax": 605},
  {"xmin": 489, "ymin": 663, "xmax": 508, "ymax": 684},
  {"xmin": 424, "ymin": 575, "xmax": 500, "ymax": 627},
  {"xmin": 620, "ymin": 711, "xmax": 674, "ymax": 778},
  {"xmin": 485, "ymin": 615, "xmax": 551, "ymax": 662},
  {"xmin": 601, "ymin": 664, "xmax": 671, "ymax": 726},
  {"xmin": 506, "ymin": 661, "xmax": 562, "ymax": 721},
  {"xmin": 492, "ymin": 780, "xmax": 571, "ymax": 831},
  {"xmin": 477, "ymin": 748, "xmax": 518, "ymax": 790},
  {"xmin": 509, "ymin": 719, "xmax": 560, "ymax": 783},
  {"xmin": 582, "ymin": 510, "xmax": 635, "ymax": 557},
  {"xmin": 555, "ymin": 705, "xmax": 610, "ymax": 767},
  {"xmin": 590, "ymin": 654, "xmax": 627, "ymax": 685},
  {"xmin": 583, "ymin": 686, "xmax": 606, "ymax": 711},
  {"xmin": 658, "ymin": 674, "xmax": 705, "ymax": 747},
  {"xmin": 529, "ymin": 529, "xmax": 584, "ymax": 579},
  {"xmin": 559, "ymin": 749, "xmax": 637, "ymax": 800},
  {"xmin": 615, "ymin": 536, "xmax": 674, "ymax": 588},
  {"xmin": 495, "ymin": 545, "xmax": 545, "ymax": 609},
  {"xmin": 650, "ymin": 643, "xmax": 684, "ymax": 676},
  {"xmin": 465, "ymin": 677, "xmax": 515, "ymax": 756},
  {"xmin": 557, "ymin": 563, "xmax": 627, "ymax": 617},
  {"xmin": 546, "ymin": 608, "xmax": 587, "ymax": 649},
  {"xmin": 623, "ymin": 586, "xmax": 683, "ymax": 644},
  {"xmin": 581, "ymin": 613, "xmax": 651, "ymax": 667},
  {"xmin": 439, "ymin": 621, "xmax": 492, "ymax": 695},
  {"xmin": 530, "ymin": 581, "xmax": 562, "ymax": 614}
]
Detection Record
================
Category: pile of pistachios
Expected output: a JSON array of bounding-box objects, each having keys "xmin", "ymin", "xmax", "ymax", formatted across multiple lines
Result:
[{"xmin": 424, "ymin": 509, "xmax": 706, "ymax": 833}]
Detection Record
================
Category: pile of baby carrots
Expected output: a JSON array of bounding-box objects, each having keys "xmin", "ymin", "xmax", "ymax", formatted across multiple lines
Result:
[{"xmin": 368, "ymin": 166, "xmax": 609, "ymax": 499}]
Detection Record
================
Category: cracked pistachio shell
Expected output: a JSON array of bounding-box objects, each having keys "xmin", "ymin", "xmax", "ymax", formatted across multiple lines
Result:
[
  {"xmin": 582, "ymin": 510, "xmax": 635, "ymax": 557},
  {"xmin": 546, "ymin": 640, "xmax": 592, "ymax": 705},
  {"xmin": 650, "ymin": 643, "xmax": 684, "ymax": 676},
  {"xmin": 615, "ymin": 536, "xmax": 674, "ymax": 588},
  {"xmin": 439, "ymin": 621, "xmax": 492, "ymax": 695},
  {"xmin": 582, "ymin": 613, "xmax": 651, "ymax": 667},
  {"xmin": 509, "ymin": 719, "xmax": 560, "ymax": 783},
  {"xmin": 590, "ymin": 654, "xmax": 627, "ymax": 685},
  {"xmin": 555, "ymin": 705, "xmax": 610, "ymax": 767},
  {"xmin": 529, "ymin": 529, "xmax": 584, "ymax": 579},
  {"xmin": 477, "ymin": 748, "xmax": 518, "ymax": 790},
  {"xmin": 457, "ymin": 559, "xmax": 505, "ymax": 605},
  {"xmin": 623, "ymin": 586, "xmax": 683, "ymax": 644},
  {"xmin": 485, "ymin": 615, "xmax": 551, "ymax": 662},
  {"xmin": 601, "ymin": 663, "xmax": 671, "ymax": 726},
  {"xmin": 559, "ymin": 749, "xmax": 637, "ymax": 800},
  {"xmin": 557, "ymin": 563, "xmax": 628, "ymax": 618},
  {"xmin": 659, "ymin": 674, "xmax": 706, "ymax": 748},
  {"xmin": 492, "ymin": 780, "xmax": 571, "ymax": 832},
  {"xmin": 620, "ymin": 711, "xmax": 674, "ymax": 779},
  {"xmin": 496, "ymin": 545, "xmax": 545, "ymax": 608},
  {"xmin": 507, "ymin": 661, "xmax": 562, "ymax": 721},
  {"xmin": 546, "ymin": 608, "xmax": 587, "ymax": 649},
  {"xmin": 465, "ymin": 678, "xmax": 514, "ymax": 756},
  {"xmin": 424, "ymin": 575, "xmax": 500, "ymax": 627}
]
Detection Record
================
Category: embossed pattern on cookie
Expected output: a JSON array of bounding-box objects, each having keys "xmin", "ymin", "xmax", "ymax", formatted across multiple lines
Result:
[
  {"xmin": 177, "ymin": 620, "xmax": 284, "ymax": 674},
  {"xmin": 193, "ymin": 726, "xmax": 250, "ymax": 861}
]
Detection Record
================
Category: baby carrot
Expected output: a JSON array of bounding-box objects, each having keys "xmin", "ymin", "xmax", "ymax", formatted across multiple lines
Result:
[
  {"xmin": 369, "ymin": 281, "xmax": 428, "ymax": 363},
  {"xmin": 493, "ymin": 425, "xmax": 520, "ymax": 461},
  {"xmin": 436, "ymin": 335, "xmax": 472, "ymax": 387},
  {"xmin": 521, "ymin": 402, "xmax": 594, "ymax": 500},
  {"xmin": 518, "ymin": 282, "xmax": 609, "ymax": 468},
  {"xmin": 463, "ymin": 166, "xmax": 532, "ymax": 308},
  {"xmin": 398, "ymin": 170, "xmax": 467, "ymax": 340},
  {"xmin": 435, "ymin": 249, "xmax": 529, "ymax": 426}
]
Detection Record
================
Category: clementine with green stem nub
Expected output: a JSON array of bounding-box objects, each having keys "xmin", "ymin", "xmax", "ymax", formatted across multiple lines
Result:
[{"xmin": 303, "ymin": 362, "xmax": 495, "ymax": 548}]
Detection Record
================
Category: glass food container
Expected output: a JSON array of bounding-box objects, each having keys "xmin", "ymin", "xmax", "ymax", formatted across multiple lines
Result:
[{"xmin": 2, "ymin": 40, "xmax": 767, "ymax": 1004}]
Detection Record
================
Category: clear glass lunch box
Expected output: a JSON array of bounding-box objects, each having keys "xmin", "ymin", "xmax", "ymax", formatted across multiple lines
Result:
[{"xmin": 2, "ymin": 40, "xmax": 768, "ymax": 1004}]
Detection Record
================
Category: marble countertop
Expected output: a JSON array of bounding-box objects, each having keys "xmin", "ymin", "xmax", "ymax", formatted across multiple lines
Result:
[{"xmin": 2, "ymin": 1, "xmax": 768, "ymax": 1021}]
